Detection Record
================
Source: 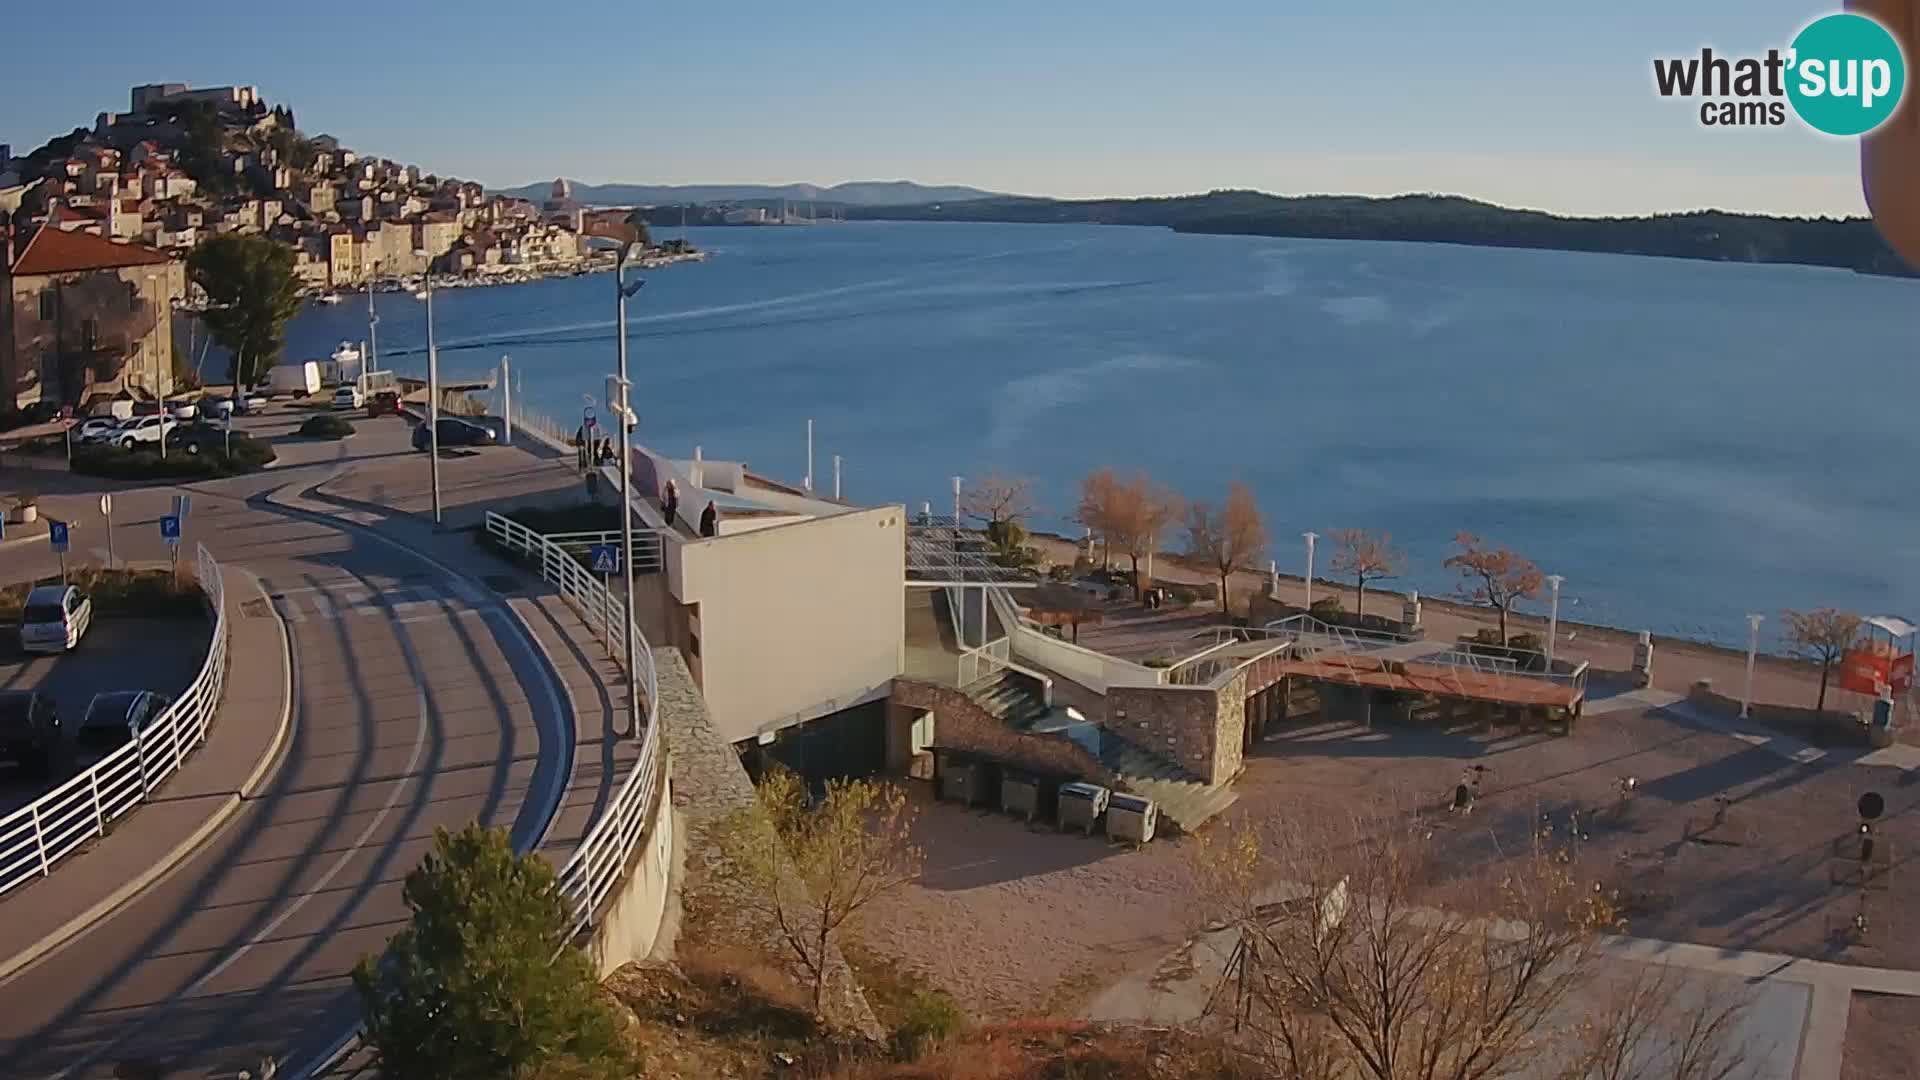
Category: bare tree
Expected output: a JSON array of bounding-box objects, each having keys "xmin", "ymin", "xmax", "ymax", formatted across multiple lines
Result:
[
  {"xmin": 1329, "ymin": 529, "xmax": 1404, "ymax": 617},
  {"xmin": 1188, "ymin": 482, "xmax": 1269, "ymax": 615},
  {"xmin": 1443, "ymin": 533, "xmax": 1544, "ymax": 643},
  {"xmin": 1074, "ymin": 467, "xmax": 1122, "ymax": 570},
  {"xmin": 962, "ymin": 471, "xmax": 1036, "ymax": 527},
  {"xmin": 1781, "ymin": 607, "xmax": 1863, "ymax": 715},
  {"xmin": 1189, "ymin": 811, "xmax": 1749, "ymax": 1080},
  {"xmin": 714, "ymin": 769, "xmax": 924, "ymax": 1011},
  {"xmin": 1110, "ymin": 472, "xmax": 1182, "ymax": 600}
]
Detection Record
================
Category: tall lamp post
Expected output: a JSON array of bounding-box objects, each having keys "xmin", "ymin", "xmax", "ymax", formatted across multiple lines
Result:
[
  {"xmin": 1545, "ymin": 574, "xmax": 1564, "ymax": 667},
  {"xmin": 1303, "ymin": 532, "xmax": 1319, "ymax": 612},
  {"xmin": 413, "ymin": 275, "xmax": 443, "ymax": 525},
  {"xmin": 1742, "ymin": 614, "xmax": 1764, "ymax": 719},
  {"xmin": 610, "ymin": 243, "xmax": 645, "ymax": 739}
]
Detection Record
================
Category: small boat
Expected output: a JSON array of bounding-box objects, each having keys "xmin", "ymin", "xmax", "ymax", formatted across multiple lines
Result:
[{"xmin": 316, "ymin": 293, "xmax": 341, "ymax": 305}]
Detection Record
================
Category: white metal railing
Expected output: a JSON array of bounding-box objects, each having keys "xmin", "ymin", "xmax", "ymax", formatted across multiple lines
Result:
[
  {"xmin": 483, "ymin": 511, "xmax": 663, "ymax": 939},
  {"xmin": 543, "ymin": 529, "xmax": 665, "ymax": 575},
  {"xmin": 0, "ymin": 544, "xmax": 229, "ymax": 898}
]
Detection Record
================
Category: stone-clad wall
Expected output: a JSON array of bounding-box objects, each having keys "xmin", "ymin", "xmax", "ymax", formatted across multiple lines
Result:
[
  {"xmin": 891, "ymin": 677, "xmax": 1115, "ymax": 786},
  {"xmin": 1106, "ymin": 675, "xmax": 1245, "ymax": 785}
]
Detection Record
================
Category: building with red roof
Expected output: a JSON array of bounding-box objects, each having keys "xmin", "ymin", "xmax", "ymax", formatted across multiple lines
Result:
[{"xmin": 2, "ymin": 225, "xmax": 182, "ymax": 410}]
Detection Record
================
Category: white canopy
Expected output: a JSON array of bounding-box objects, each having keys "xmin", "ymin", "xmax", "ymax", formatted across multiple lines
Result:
[{"xmin": 1864, "ymin": 615, "xmax": 1917, "ymax": 638}]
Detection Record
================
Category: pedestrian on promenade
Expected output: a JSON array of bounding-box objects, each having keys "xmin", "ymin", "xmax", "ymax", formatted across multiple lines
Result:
[
  {"xmin": 662, "ymin": 479, "xmax": 680, "ymax": 526},
  {"xmin": 574, "ymin": 425, "xmax": 588, "ymax": 471},
  {"xmin": 699, "ymin": 500, "xmax": 718, "ymax": 538}
]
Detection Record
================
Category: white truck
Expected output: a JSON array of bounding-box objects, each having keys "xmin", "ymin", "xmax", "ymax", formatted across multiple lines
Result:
[{"xmin": 265, "ymin": 360, "xmax": 322, "ymax": 398}]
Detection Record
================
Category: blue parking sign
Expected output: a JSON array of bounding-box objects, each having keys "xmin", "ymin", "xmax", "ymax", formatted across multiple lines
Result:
[
  {"xmin": 160, "ymin": 515, "xmax": 182, "ymax": 546},
  {"xmin": 589, "ymin": 543, "xmax": 620, "ymax": 574},
  {"xmin": 48, "ymin": 520, "xmax": 69, "ymax": 554}
]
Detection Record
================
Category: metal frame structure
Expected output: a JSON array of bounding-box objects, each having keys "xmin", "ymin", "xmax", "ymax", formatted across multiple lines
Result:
[{"xmin": 0, "ymin": 544, "xmax": 228, "ymax": 896}]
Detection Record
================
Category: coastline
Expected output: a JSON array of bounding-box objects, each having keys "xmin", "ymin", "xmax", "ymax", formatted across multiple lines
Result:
[{"xmin": 293, "ymin": 249, "xmax": 709, "ymax": 306}]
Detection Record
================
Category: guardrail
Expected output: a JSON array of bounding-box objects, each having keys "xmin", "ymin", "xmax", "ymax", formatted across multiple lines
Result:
[
  {"xmin": 0, "ymin": 544, "xmax": 228, "ymax": 897},
  {"xmin": 483, "ymin": 511, "xmax": 662, "ymax": 940},
  {"xmin": 542, "ymin": 529, "xmax": 665, "ymax": 576}
]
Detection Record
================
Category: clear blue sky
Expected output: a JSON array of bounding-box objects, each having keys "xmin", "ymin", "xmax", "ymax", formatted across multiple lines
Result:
[{"xmin": 0, "ymin": 1, "xmax": 1874, "ymax": 216}]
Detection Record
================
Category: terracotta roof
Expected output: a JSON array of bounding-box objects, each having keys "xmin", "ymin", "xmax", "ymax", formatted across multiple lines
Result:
[{"xmin": 9, "ymin": 227, "xmax": 173, "ymax": 275}]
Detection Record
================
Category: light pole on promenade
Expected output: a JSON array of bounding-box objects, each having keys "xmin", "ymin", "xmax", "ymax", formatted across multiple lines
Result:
[
  {"xmin": 1742, "ymin": 614, "xmax": 1764, "ymax": 719},
  {"xmin": 1303, "ymin": 532, "xmax": 1319, "ymax": 613},
  {"xmin": 1545, "ymin": 574, "xmax": 1564, "ymax": 667},
  {"xmin": 611, "ymin": 243, "xmax": 645, "ymax": 739}
]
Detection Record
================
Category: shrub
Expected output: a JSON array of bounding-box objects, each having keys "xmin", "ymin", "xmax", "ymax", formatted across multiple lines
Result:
[
  {"xmin": 0, "ymin": 568, "xmax": 205, "ymax": 622},
  {"xmin": 354, "ymin": 824, "xmax": 633, "ymax": 1080},
  {"xmin": 298, "ymin": 414, "xmax": 356, "ymax": 439},
  {"xmin": 891, "ymin": 989, "xmax": 967, "ymax": 1060},
  {"xmin": 70, "ymin": 438, "xmax": 275, "ymax": 480}
]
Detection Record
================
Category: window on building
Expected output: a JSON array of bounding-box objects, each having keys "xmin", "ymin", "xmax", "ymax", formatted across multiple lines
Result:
[
  {"xmin": 126, "ymin": 282, "xmax": 141, "ymax": 313},
  {"xmin": 38, "ymin": 290, "xmax": 56, "ymax": 321}
]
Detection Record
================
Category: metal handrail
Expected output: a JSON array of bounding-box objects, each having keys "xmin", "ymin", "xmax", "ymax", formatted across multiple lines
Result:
[
  {"xmin": 0, "ymin": 544, "xmax": 229, "ymax": 897},
  {"xmin": 483, "ymin": 511, "xmax": 662, "ymax": 939}
]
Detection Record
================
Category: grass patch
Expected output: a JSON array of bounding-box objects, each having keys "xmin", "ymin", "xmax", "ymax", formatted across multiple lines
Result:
[
  {"xmin": 0, "ymin": 567, "xmax": 206, "ymax": 622},
  {"xmin": 843, "ymin": 942, "xmax": 968, "ymax": 1060},
  {"xmin": 70, "ymin": 438, "xmax": 275, "ymax": 480}
]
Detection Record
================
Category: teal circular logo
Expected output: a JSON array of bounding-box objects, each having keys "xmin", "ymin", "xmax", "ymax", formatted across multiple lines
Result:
[{"xmin": 1786, "ymin": 13, "xmax": 1907, "ymax": 136}]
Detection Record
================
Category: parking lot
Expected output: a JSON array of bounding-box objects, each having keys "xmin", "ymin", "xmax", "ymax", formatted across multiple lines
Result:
[{"xmin": 0, "ymin": 617, "xmax": 211, "ymax": 814}]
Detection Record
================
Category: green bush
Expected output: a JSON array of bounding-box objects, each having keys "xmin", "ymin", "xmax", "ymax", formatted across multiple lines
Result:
[
  {"xmin": 0, "ymin": 568, "xmax": 205, "ymax": 622},
  {"xmin": 354, "ymin": 824, "xmax": 634, "ymax": 1080},
  {"xmin": 70, "ymin": 438, "xmax": 275, "ymax": 480},
  {"xmin": 298, "ymin": 414, "xmax": 356, "ymax": 439},
  {"xmin": 505, "ymin": 502, "xmax": 623, "ymax": 534},
  {"xmin": 891, "ymin": 988, "xmax": 966, "ymax": 1060}
]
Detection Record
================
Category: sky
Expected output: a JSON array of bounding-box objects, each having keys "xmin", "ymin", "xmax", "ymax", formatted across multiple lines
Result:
[{"xmin": 0, "ymin": 1, "xmax": 1879, "ymax": 217}]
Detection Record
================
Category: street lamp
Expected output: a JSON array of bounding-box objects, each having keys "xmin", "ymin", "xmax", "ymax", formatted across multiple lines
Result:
[
  {"xmin": 611, "ymin": 243, "xmax": 645, "ymax": 739},
  {"xmin": 1303, "ymin": 532, "xmax": 1319, "ymax": 611},
  {"xmin": 409, "ymin": 276, "xmax": 443, "ymax": 524},
  {"xmin": 1545, "ymin": 575, "xmax": 1564, "ymax": 667},
  {"xmin": 1742, "ymin": 614, "xmax": 1764, "ymax": 719}
]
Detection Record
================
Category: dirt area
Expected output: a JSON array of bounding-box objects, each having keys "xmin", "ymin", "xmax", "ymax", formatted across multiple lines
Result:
[
  {"xmin": 1842, "ymin": 991, "xmax": 1920, "ymax": 1080},
  {"xmin": 854, "ymin": 702, "xmax": 1920, "ymax": 1024}
]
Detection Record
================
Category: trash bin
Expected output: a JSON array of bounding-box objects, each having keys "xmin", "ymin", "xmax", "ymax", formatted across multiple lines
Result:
[
  {"xmin": 1001, "ymin": 771, "xmax": 1042, "ymax": 823},
  {"xmin": 1106, "ymin": 793, "xmax": 1158, "ymax": 845},
  {"xmin": 1057, "ymin": 782, "xmax": 1110, "ymax": 835}
]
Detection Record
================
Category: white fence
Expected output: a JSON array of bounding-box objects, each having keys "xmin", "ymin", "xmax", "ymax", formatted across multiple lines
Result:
[
  {"xmin": 483, "ymin": 511, "xmax": 664, "ymax": 939},
  {"xmin": 0, "ymin": 544, "xmax": 229, "ymax": 897}
]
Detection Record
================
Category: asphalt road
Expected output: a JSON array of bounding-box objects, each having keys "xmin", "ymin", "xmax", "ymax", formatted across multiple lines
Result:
[{"xmin": 0, "ymin": 417, "xmax": 572, "ymax": 1079}]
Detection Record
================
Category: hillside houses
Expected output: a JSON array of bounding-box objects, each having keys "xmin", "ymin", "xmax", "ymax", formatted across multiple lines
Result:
[{"xmin": 0, "ymin": 83, "xmax": 592, "ymax": 296}]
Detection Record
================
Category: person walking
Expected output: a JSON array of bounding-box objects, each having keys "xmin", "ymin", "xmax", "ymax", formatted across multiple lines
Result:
[
  {"xmin": 699, "ymin": 500, "xmax": 718, "ymax": 538},
  {"xmin": 662, "ymin": 478, "xmax": 680, "ymax": 527},
  {"xmin": 574, "ymin": 424, "xmax": 588, "ymax": 472}
]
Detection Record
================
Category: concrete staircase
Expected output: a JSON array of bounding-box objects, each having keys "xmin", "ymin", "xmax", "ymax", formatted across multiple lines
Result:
[{"xmin": 963, "ymin": 667, "xmax": 1239, "ymax": 833}]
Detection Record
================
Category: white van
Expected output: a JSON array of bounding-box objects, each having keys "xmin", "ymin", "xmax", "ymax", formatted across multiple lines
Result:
[
  {"xmin": 266, "ymin": 361, "xmax": 322, "ymax": 398},
  {"xmin": 19, "ymin": 585, "xmax": 93, "ymax": 654}
]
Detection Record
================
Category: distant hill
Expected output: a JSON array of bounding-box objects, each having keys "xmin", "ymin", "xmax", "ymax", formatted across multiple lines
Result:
[
  {"xmin": 491, "ymin": 179, "xmax": 1006, "ymax": 207},
  {"xmin": 848, "ymin": 190, "xmax": 1917, "ymax": 278}
]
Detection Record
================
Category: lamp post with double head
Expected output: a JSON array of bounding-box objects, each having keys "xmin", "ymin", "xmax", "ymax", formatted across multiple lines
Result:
[{"xmin": 611, "ymin": 243, "xmax": 645, "ymax": 739}]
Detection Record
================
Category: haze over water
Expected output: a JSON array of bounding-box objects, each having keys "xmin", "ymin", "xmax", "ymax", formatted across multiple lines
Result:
[{"xmin": 285, "ymin": 222, "xmax": 1920, "ymax": 647}]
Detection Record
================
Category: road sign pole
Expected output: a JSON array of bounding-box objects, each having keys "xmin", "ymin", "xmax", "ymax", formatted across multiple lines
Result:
[
  {"xmin": 102, "ymin": 495, "xmax": 114, "ymax": 570},
  {"xmin": 602, "ymin": 570, "xmax": 614, "ymax": 657},
  {"xmin": 58, "ymin": 551, "xmax": 66, "ymax": 587}
]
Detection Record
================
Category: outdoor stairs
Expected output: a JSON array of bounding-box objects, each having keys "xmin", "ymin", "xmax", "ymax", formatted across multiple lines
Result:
[{"xmin": 963, "ymin": 670, "xmax": 1240, "ymax": 833}]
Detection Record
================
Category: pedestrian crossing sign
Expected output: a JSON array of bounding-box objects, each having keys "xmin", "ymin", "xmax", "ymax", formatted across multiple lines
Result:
[{"xmin": 590, "ymin": 544, "xmax": 620, "ymax": 574}]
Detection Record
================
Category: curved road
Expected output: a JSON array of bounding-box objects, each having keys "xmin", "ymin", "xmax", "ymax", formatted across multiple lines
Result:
[{"xmin": 0, "ymin": 418, "xmax": 573, "ymax": 1079}]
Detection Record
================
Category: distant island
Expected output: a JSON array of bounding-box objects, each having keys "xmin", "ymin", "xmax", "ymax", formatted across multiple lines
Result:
[
  {"xmin": 490, "ymin": 179, "xmax": 1004, "ymax": 208},
  {"xmin": 846, "ymin": 190, "xmax": 1917, "ymax": 278}
]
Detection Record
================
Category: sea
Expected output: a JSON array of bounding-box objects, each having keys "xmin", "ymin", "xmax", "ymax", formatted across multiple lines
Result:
[{"xmin": 281, "ymin": 221, "xmax": 1920, "ymax": 648}]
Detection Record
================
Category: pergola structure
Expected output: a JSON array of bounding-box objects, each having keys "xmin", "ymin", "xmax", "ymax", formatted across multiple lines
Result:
[{"xmin": 1019, "ymin": 583, "xmax": 1105, "ymax": 644}]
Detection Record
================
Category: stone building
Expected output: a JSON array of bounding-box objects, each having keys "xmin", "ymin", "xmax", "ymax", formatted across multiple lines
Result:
[{"xmin": 0, "ymin": 226, "xmax": 181, "ymax": 410}]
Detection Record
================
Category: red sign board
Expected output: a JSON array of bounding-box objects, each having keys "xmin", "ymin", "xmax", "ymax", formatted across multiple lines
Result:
[{"xmin": 1893, "ymin": 653, "xmax": 1915, "ymax": 693}]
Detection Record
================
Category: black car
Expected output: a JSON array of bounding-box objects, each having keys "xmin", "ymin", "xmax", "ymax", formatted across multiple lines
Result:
[
  {"xmin": 413, "ymin": 417, "xmax": 498, "ymax": 451},
  {"xmin": 165, "ymin": 422, "xmax": 229, "ymax": 456},
  {"xmin": 77, "ymin": 691, "xmax": 171, "ymax": 752},
  {"xmin": 0, "ymin": 691, "xmax": 61, "ymax": 777}
]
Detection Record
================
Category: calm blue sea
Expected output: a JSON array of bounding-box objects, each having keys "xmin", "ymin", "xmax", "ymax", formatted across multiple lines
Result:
[{"xmin": 283, "ymin": 222, "xmax": 1920, "ymax": 646}]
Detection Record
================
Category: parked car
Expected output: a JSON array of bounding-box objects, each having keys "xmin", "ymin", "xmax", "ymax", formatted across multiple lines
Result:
[
  {"xmin": 130, "ymin": 400, "xmax": 163, "ymax": 417},
  {"xmin": 413, "ymin": 417, "xmax": 497, "ymax": 451},
  {"xmin": 72, "ymin": 417, "xmax": 121, "ymax": 442},
  {"xmin": 105, "ymin": 415, "xmax": 177, "ymax": 449},
  {"xmin": 76, "ymin": 690, "xmax": 172, "ymax": 752},
  {"xmin": 330, "ymin": 384, "xmax": 365, "ymax": 411},
  {"xmin": 87, "ymin": 398, "xmax": 134, "ymax": 420},
  {"xmin": 198, "ymin": 395, "xmax": 234, "ymax": 420},
  {"xmin": 19, "ymin": 401, "xmax": 61, "ymax": 424},
  {"xmin": 167, "ymin": 400, "xmax": 198, "ymax": 421},
  {"xmin": 0, "ymin": 691, "xmax": 61, "ymax": 778},
  {"xmin": 367, "ymin": 390, "xmax": 401, "ymax": 417},
  {"xmin": 233, "ymin": 392, "xmax": 268, "ymax": 415},
  {"xmin": 166, "ymin": 423, "xmax": 229, "ymax": 456},
  {"xmin": 19, "ymin": 584, "xmax": 93, "ymax": 654}
]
